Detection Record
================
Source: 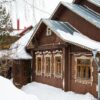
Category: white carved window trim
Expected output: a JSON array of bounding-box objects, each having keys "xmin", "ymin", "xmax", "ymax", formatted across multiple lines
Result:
[
  {"xmin": 75, "ymin": 55, "xmax": 93, "ymax": 85},
  {"xmin": 54, "ymin": 53, "xmax": 63, "ymax": 79},
  {"xmin": 36, "ymin": 55, "xmax": 43, "ymax": 76},
  {"xmin": 44, "ymin": 54, "xmax": 52, "ymax": 77},
  {"xmin": 46, "ymin": 27, "xmax": 52, "ymax": 36}
]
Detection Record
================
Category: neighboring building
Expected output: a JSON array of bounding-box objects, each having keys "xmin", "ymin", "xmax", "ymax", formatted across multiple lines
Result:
[
  {"xmin": 11, "ymin": 26, "xmax": 34, "ymax": 87},
  {"xmin": 0, "ymin": 25, "xmax": 33, "ymax": 80},
  {"xmin": 0, "ymin": 35, "xmax": 19, "ymax": 78},
  {"xmin": 12, "ymin": 0, "xmax": 100, "ymax": 98}
]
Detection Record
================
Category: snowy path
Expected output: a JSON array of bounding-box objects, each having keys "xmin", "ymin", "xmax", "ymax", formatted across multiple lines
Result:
[{"xmin": 21, "ymin": 82, "xmax": 97, "ymax": 100}]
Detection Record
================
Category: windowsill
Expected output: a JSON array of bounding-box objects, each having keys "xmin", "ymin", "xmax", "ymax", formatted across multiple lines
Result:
[
  {"xmin": 44, "ymin": 73, "xmax": 51, "ymax": 77},
  {"xmin": 36, "ymin": 72, "xmax": 42, "ymax": 76},
  {"xmin": 54, "ymin": 74, "xmax": 63, "ymax": 79},
  {"xmin": 75, "ymin": 78, "xmax": 93, "ymax": 85}
]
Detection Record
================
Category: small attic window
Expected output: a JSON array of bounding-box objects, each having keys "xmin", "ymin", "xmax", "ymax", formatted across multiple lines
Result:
[{"xmin": 46, "ymin": 27, "xmax": 52, "ymax": 36}]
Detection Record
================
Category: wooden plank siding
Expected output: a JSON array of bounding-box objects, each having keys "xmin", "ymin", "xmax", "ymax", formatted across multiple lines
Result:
[
  {"xmin": 13, "ymin": 60, "xmax": 31, "ymax": 87},
  {"xmin": 70, "ymin": 45, "xmax": 98, "ymax": 97}
]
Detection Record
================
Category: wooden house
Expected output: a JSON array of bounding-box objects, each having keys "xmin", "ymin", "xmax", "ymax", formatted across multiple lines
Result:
[{"xmin": 13, "ymin": 0, "xmax": 100, "ymax": 98}]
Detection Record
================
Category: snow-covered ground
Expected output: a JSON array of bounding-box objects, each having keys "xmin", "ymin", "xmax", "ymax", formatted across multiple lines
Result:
[
  {"xmin": 0, "ymin": 76, "xmax": 38, "ymax": 100},
  {"xmin": 22, "ymin": 82, "xmax": 97, "ymax": 100},
  {"xmin": 0, "ymin": 76, "xmax": 97, "ymax": 100}
]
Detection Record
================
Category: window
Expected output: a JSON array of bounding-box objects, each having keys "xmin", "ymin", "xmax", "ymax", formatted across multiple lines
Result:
[
  {"xmin": 44, "ymin": 56, "xmax": 51, "ymax": 76},
  {"xmin": 54, "ymin": 55, "xmax": 62, "ymax": 78},
  {"xmin": 75, "ymin": 56, "xmax": 93, "ymax": 84},
  {"xmin": 77, "ymin": 59, "xmax": 91, "ymax": 79},
  {"xmin": 46, "ymin": 27, "xmax": 52, "ymax": 36},
  {"xmin": 36, "ymin": 56, "xmax": 42, "ymax": 75}
]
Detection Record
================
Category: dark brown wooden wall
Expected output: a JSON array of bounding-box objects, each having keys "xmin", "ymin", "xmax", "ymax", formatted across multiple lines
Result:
[
  {"xmin": 52, "ymin": 6, "xmax": 100, "ymax": 41},
  {"xmin": 13, "ymin": 60, "xmax": 31, "ymax": 87},
  {"xmin": 32, "ymin": 27, "xmax": 66, "ymax": 89},
  {"xmin": 35, "ymin": 24, "xmax": 64, "ymax": 46},
  {"xmin": 32, "ymin": 48, "xmax": 63, "ymax": 89}
]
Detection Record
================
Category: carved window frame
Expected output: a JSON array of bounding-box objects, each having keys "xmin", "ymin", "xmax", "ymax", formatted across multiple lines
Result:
[
  {"xmin": 44, "ymin": 53, "xmax": 52, "ymax": 77},
  {"xmin": 46, "ymin": 27, "xmax": 52, "ymax": 36},
  {"xmin": 54, "ymin": 53, "xmax": 63, "ymax": 79},
  {"xmin": 75, "ymin": 55, "xmax": 93, "ymax": 85},
  {"xmin": 36, "ymin": 54, "xmax": 43, "ymax": 76}
]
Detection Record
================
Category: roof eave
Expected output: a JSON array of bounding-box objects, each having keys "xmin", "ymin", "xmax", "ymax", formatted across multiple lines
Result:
[
  {"xmin": 50, "ymin": 2, "xmax": 63, "ymax": 19},
  {"xmin": 61, "ymin": 2, "xmax": 100, "ymax": 29},
  {"xmin": 42, "ymin": 20, "xmax": 95, "ymax": 52}
]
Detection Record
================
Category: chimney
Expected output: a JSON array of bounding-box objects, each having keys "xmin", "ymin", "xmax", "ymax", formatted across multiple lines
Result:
[{"xmin": 17, "ymin": 19, "xmax": 20, "ymax": 30}]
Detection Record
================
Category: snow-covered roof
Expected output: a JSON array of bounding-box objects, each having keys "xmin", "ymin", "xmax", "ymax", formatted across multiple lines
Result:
[
  {"xmin": 10, "ymin": 27, "xmax": 34, "ymax": 59},
  {"xmin": 0, "ymin": 50, "xmax": 10, "ymax": 59},
  {"xmin": 42, "ymin": 19, "xmax": 100, "ymax": 52},
  {"xmin": 59, "ymin": 2, "xmax": 100, "ymax": 29},
  {"xmin": 10, "ymin": 30, "xmax": 23, "ymax": 36},
  {"xmin": 88, "ymin": 0, "xmax": 100, "ymax": 7}
]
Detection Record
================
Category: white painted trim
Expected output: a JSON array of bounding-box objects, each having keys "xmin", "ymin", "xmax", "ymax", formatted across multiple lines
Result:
[
  {"xmin": 74, "ymin": 55, "xmax": 93, "ymax": 85},
  {"xmin": 36, "ymin": 54, "xmax": 43, "ymax": 76},
  {"xmin": 54, "ymin": 53, "xmax": 63, "ymax": 79},
  {"xmin": 46, "ymin": 27, "xmax": 52, "ymax": 36}
]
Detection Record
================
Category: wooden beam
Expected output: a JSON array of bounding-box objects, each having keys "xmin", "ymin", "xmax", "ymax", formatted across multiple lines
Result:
[
  {"xmin": 33, "ymin": 43, "xmax": 67, "ymax": 51},
  {"xmin": 62, "ymin": 45, "xmax": 71, "ymax": 91},
  {"xmin": 32, "ymin": 50, "xmax": 36, "ymax": 81}
]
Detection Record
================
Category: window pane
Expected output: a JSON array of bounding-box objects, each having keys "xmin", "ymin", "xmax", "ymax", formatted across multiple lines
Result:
[
  {"xmin": 77, "ymin": 59, "xmax": 91, "ymax": 80},
  {"xmin": 55, "ymin": 56, "xmax": 62, "ymax": 76},
  {"xmin": 45, "ymin": 57, "xmax": 51, "ymax": 74},
  {"xmin": 37, "ymin": 57, "xmax": 42, "ymax": 73}
]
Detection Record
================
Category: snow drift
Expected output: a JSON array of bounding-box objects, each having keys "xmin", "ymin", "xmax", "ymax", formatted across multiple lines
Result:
[
  {"xmin": 0, "ymin": 76, "xmax": 38, "ymax": 100},
  {"xmin": 22, "ymin": 82, "xmax": 97, "ymax": 100}
]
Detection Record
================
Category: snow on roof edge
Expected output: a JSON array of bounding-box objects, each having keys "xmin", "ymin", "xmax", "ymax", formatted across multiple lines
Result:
[
  {"xmin": 27, "ymin": 19, "xmax": 100, "ymax": 54},
  {"xmin": 10, "ymin": 27, "xmax": 35, "ymax": 59},
  {"xmin": 43, "ymin": 19, "xmax": 100, "ymax": 52}
]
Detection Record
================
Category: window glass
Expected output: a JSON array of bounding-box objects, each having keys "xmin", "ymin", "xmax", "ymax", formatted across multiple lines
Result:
[
  {"xmin": 54, "ymin": 56, "xmax": 62, "ymax": 78},
  {"xmin": 46, "ymin": 27, "xmax": 52, "ymax": 36},
  {"xmin": 36, "ymin": 56, "xmax": 42, "ymax": 75},
  {"xmin": 45, "ymin": 57, "xmax": 51, "ymax": 75},
  {"xmin": 77, "ymin": 59, "xmax": 91, "ymax": 80}
]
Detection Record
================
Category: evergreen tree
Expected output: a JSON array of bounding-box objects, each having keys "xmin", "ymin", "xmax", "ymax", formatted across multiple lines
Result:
[{"xmin": 0, "ymin": 4, "xmax": 12, "ymax": 44}]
